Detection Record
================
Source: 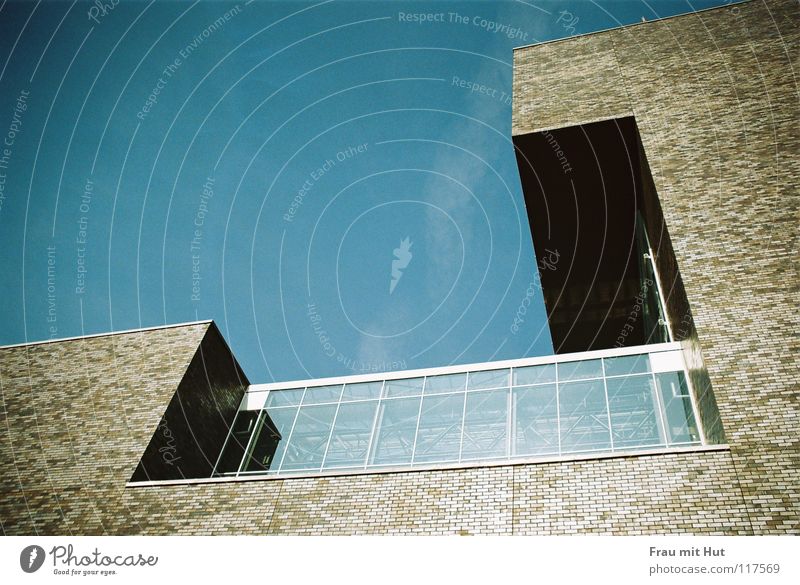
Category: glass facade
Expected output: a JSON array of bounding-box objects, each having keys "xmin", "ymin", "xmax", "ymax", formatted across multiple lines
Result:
[
  {"xmin": 215, "ymin": 347, "xmax": 703, "ymax": 478},
  {"xmin": 635, "ymin": 212, "xmax": 671, "ymax": 344}
]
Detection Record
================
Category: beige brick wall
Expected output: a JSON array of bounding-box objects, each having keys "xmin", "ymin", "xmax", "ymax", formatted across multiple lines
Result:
[
  {"xmin": 1, "ymin": 0, "xmax": 796, "ymax": 535},
  {"xmin": 513, "ymin": 0, "xmax": 799, "ymax": 534},
  {"xmin": 0, "ymin": 323, "xmax": 209, "ymax": 534},
  {"xmin": 0, "ymin": 323, "xmax": 754, "ymax": 535},
  {"xmin": 122, "ymin": 450, "xmax": 747, "ymax": 535}
]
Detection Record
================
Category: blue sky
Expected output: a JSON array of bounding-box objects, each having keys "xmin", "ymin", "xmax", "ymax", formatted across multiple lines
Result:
[{"xmin": 0, "ymin": 0, "xmax": 730, "ymax": 383}]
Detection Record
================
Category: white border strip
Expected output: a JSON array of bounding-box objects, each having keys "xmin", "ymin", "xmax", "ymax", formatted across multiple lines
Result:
[
  {"xmin": 126, "ymin": 443, "xmax": 729, "ymax": 488},
  {"xmin": 0, "ymin": 320, "xmax": 213, "ymax": 349},
  {"xmin": 247, "ymin": 342, "xmax": 683, "ymax": 394}
]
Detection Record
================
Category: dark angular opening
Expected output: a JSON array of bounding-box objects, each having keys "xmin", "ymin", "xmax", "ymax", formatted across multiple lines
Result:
[
  {"xmin": 130, "ymin": 323, "xmax": 249, "ymax": 482},
  {"xmin": 514, "ymin": 116, "xmax": 672, "ymax": 354},
  {"xmin": 513, "ymin": 116, "xmax": 724, "ymax": 443}
]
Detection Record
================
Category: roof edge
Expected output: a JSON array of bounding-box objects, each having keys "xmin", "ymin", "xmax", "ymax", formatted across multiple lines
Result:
[
  {"xmin": 513, "ymin": 0, "xmax": 753, "ymax": 52},
  {"xmin": 202, "ymin": 320, "xmax": 251, "ymax": 387},
  {"xmin": 0, "ymin": 320, "xmax": 214, "ymax": 350},
  {"xmin": 247, "ymin": 341, "xmax": 684, "ymax": 392}
]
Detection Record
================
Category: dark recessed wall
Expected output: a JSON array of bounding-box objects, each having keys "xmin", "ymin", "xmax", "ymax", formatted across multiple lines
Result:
[
  {"xmin": 514, "ymin": 117, "xmax": 654, "ymax": 353},
  {"xmin": 131, "ymin": 323, "xmax": 248, "ymax": 482},
  {"xmin": 514, "ymin": 116, "xmax": 725, "ymax": 442}
]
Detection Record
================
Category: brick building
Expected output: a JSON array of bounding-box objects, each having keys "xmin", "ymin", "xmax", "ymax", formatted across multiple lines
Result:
[{"xmin": 1, "ymin": 0, "xmax": 797, "ymax": 535}]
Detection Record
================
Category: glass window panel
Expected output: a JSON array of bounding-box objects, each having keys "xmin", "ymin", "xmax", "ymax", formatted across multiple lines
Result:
[
  {"xmin": 635, "ymin": 214, "xmax": 670, "ymax": 344},
  {"xmin": 559, "ymin": 380, "xmax": 611, "ymax": 453},
  {"xmin": 604, "ymin": 354, "xmax": 651, "ymax": 377},
  {"xmin": 323, "ymin": 401, "xmax": 378, "ymax": 468},
  {"xmin": 513, "ymin": 385, "xmax": 559, "ymax": 456},
  {"xmin": 513, "ymin": 364, "xmax": 556, "ymax": 386},
  {"xmin": 242, "ymin": 412, "xmax": 282, "ymax": 472},
  {"xmin": 558, "ymin": 359, "xmax": 603, "ymax": 381},
  {"xmin": 656, "ymin": 372, "xmax": 701, "ymax": 444},
  {"xmin": 461, "ymin": 389, "xmax": 508, "ymax": 460},
  {"xmin": 302, "ymin": 384, "xmax": 343, "ymax": 405},
  {"xmin": 280, "ymin": 404, "xmax": 337, "ymax": 470},
  {"xmin": 383, "ymin": 377, "xmax": 424, "ymax": 398},
  {"xmin": 467, "ymin": 369, "xmax": 509, "ymax": 390},
  {"xmin": 341, "ymin": 381, "xmax": 383, "ymax": 401},
  {"xmin": 214, "ymin": 410, "xmax": 259, "ymax": 474},
  {"xmin": 369, "ymin": 397, "xmax": 420, "ymax": 465},
  {"xmin": 263, "ymin": 406, "xmax": 298, "ymax": 472},
  {"xmin": 265, "ymin": 388, "xmax": 304, "ymax": 407},
  {"xmin": 607, "ymin": 375, "xmax": 664, "ymax": 449},
  {"xmin": 424, "ymin": 373, "xmax": 467, "ymax": 394},
  {"xmin": 413, "ymin": 394, "xmax": 464, "ymax": 463}
]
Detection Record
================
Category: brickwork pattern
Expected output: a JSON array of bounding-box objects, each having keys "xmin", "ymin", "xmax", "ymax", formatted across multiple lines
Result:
[
  {"xmin": 512, "ymin": 452, "xmax": 750, "ymax": 535},
  {"xmin": 513, "ymin": 0, "xmax": 799, "ymax": 534},
  {"xmin": 0, "ymin": 324, "xmax": 754, "ymax": 535},
  {"xmin": 0, "ymin": 324, "xmax": 209, "ymax": 534},
  {"xmin": 1, "ymin": 0, "xmax": 796, "ymax": 535},
  {"xmin": 121, "ymin": 450, "xmax": 747, "ymax": 535}
]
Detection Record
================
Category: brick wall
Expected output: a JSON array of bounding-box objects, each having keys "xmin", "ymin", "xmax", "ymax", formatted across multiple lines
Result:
[
  {"xmin": 1, "ymin": 0, "xmax": 797, "ymax": 535},
  {"xmin": 0, "ymin": 323, "xmax": 754, "ymax": 535},
  {"xmin": 121, "ymin": 450, "xmax": 749, "ymax": 535},
  {"xmin": 0, "ymin": 323, "xmax": 208, "ymax": 534},
  {"xmin": 513, "ymin": 0, "xmax": 799, "ymax": 534}
]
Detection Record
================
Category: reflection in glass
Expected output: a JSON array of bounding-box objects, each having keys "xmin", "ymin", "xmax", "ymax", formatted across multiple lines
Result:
[
  {"xmin": 383, "ymin": 378, "xmax": 424, "ymax": 398},
  {"xmin": 323, "ymin": 401, "xmax": 378, "ymax": 468},
  {"xmin": 513, "ymin": 385, "xmax": 559, "ymax": 456},
  {"xmin": 559, "ymin": 380, "xmax": 611, "ymax": 452},
  {"xmin": 413, "ymin": 394, "xmax": 464, "ymax": 463},
  {"xmin": 604, "ymin": 354, "xmax": 650, "ymax": 377},
  {"xmin": 216, "ymin": 349, "xmax": 706, "ymax": 477},
  {"xmin": 281, "ymin": 404, "xmax": 337, "ymax": 470},
  {"xmin": 302, "ymin": 384, "xmax": 343, "ymax": 405},
  {"xmin": 265, "ymin": 388, "xmax": 304, "ymax": 408},
  {"xmin": 513, "ymin": 364, "xmax": 556, "ymax": 386},
  {"xmin": 214, "ymin": 410, "xmax": 259, "ymax": 474},
  {"xmin": 468, "ymin": 369, "xmax": 509, "ymax": 390},
  {"xmin": 461, "ymin": 389, "xmax": 508, "ymax": 460},
  {"xmin": 242, "ymin": 412, "xmax": 281, "ymax": 472},
  {"xmin": 263, "ymin": 406, "xmax": 299, "ymax": 472},
  {"xmin": 636, "ymin": 213, "xmax": 670, "ymax": 344},
  {"xmin": 424, "ymin": 373, "xmax": 467, "ymax": 394},
  {"xmin": 370, "ymin": 397, "xmax": 420, "ymax": 465},
  {"xmin": 607, "ymin": 375, "xmax": 664, "ymax": 449},
  {"xmin": 656, "ymin": 372, "xmax": 700, "ymax": 443},
  {"xmin": 558, "ymin": 359, "xmax": 603, "ymax": 381},
  {"xmin": 341, "ymin": 381, "xmax": 383, "ymax": 401}
]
